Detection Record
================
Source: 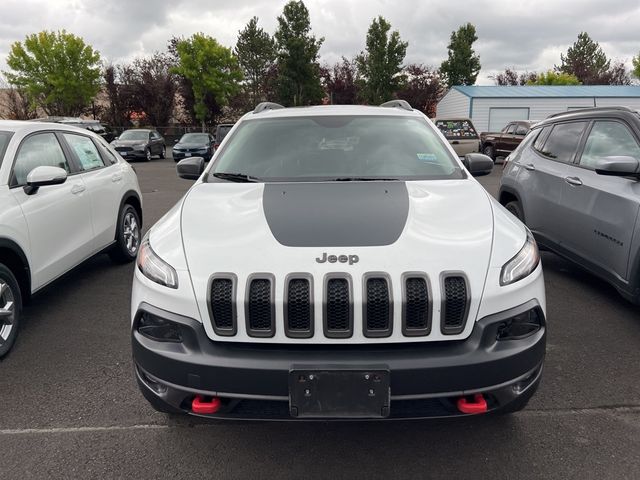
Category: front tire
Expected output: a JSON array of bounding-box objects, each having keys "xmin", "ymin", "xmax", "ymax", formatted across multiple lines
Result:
[
  {"xmin": 145, "ymin": 148, "xmax": 152, "ymax": 162},
  {"xmin": 0, "ymin": 264, "xmax": 22, "ymax": 359},
  {"xmin": 483, "ymin": 145, "xmax": 495, "ymax": 161},
  {"xmin": 160, "ymin": 146, "xmax": 166, "ymax": 159},
  {"xmin": 109, "ymin": 204, "xmax": 142, "ymax": 264},
  {"xmin": 505, "ymin": 200, "xmax": 524, "ymax": 222}
]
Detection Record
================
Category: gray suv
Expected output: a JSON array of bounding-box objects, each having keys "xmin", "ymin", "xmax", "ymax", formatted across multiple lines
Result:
[{"xmin": 499, "ymin": 106, "xmax": 640, "ymax": 305}]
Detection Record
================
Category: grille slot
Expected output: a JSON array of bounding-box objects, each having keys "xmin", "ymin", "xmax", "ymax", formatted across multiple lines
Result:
[
  {"xmin": 363, "ymin": 275, "xmax": 392, "ymax": 337},
  {"xmin": 324, "ymin": 276, "xmax": 353, "ymax": 338},
  {"xmin": 285, "ymin": 276, "xmax": 313, "ymax": 338},
  {"xmin": 442, "ymin": 275, "xmax": 469, "ymax": 335},
  {"xmin": 246, "ymin": 276, "xmax": 275, "ymax": 337},
  {"xmin": 209, "ymin": 276, "xmax": 236, "ymax": 335},
  {"xmin": 403, "ymin": 275, "xmax": 431, "ymax": 336}
]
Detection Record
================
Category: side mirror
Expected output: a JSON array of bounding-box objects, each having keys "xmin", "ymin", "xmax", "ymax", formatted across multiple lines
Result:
[
  {"xmin": 113, "ymin": 136, "xmax": 119, "ymax": 141},
  {"xmin": 174, "ymin": 138, "xmax": 179, "ymax": 144},
  {"xmin": 463, "ymin": 153, "xmax": 494, "ymax": 176},
  {"xmin": 595, "ymin": 156, "xmax": 639, "ymax": 177},
  {"xmin": 177, "ymin": 157, "xmax": 205, "ymax": 180},
  {"xmin": 24, "ymin": 166, "xmax": 68, "ymax": 195}
]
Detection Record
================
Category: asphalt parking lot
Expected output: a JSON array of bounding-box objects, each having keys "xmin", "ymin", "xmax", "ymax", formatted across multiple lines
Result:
[{"xmin": 2, "ymin": 153, "xmax": 640, "ymax": 479}]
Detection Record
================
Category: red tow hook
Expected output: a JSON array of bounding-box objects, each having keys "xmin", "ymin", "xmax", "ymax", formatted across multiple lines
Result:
[
  {"xmin": 191, "ymin": 395, "xmax": 222, "ymax": 414},
  {"xmin": 457, "ymin": 394, "xmax": 488, "ymax": 414}
]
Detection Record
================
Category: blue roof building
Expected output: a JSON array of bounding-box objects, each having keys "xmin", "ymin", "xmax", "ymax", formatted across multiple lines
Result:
[{"xmin": 436, "ymin": 85, "xmax": 640, "ymax": 132}]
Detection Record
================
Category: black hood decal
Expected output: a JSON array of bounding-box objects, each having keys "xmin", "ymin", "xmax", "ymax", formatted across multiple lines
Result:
[{"xmin": 263, "ymin": 182, "xmax": 409, "ymax": 247}]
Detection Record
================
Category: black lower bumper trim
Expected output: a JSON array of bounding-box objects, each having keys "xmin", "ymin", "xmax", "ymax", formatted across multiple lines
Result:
[{"xmin": 132, "ymin": 299, "xmax": 545, "ymax": 418}]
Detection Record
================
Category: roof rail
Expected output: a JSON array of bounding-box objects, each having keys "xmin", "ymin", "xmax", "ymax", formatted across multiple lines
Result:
[
  {"xmin": 546, "ymin": 106, "xmax": 634, "ymax": 119},
  {"xmin": 253, "ymin": 102, "xmax": 285, "ymax": 114},
  {"xmin": 380, "ymin": 100, "xmax": 413, "ymax": 112}
]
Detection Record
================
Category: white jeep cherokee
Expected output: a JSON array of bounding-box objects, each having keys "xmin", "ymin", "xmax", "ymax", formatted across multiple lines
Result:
[
  {"xmin": 0, "ymin": 121, "xmax": 143, "ymax": 357},
  {"xmin": 132, "ymin": 101, "xmax": 546, "ymax": 419}
]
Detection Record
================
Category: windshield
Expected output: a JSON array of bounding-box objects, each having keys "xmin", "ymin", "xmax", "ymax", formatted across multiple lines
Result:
[
  {"xmin": 0, "ymin": 131, "xmax": 12, "ymax": 168},
  {"xmin": 119, "ymin": 130, "xmax": 149, "ymax": 141},
  {"xmin": 211, "ymin": 116, "xmax": 463, "ymax": 182},
  {"xmin": 435, "ymin": 120, "xmax": 478, "ymax": 140},
  {"xmin": 180, "ymin": 133, "xmax": 210, "ymax": 143}
]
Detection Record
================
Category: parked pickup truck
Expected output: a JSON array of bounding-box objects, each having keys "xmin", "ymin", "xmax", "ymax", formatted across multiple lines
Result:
[{"xmin": 480, "ymin": 121, "xmax": 534, "ymax": 161}]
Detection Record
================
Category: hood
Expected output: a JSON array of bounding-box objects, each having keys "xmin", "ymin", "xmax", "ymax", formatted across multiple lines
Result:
[
  {"xmin": 176, "ymin": 179, "xmax": 498, "ymax": 342},
  {"xmin": 113, "ymin": 139, "xmax": 146, "ymax": 146}
]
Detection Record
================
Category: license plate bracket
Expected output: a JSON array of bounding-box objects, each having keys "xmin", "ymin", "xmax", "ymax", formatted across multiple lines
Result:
[{"xmin": 289, "ymin": 369, "xmax": 390, "ymax": 418}]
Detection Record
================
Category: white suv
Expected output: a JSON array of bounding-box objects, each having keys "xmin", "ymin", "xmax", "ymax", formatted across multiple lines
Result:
[
  {"xmin": 0, "ymin": 121, "xmax": 143, "ymax": 357},
  {"xmin": 132, "ymin": 101, "xmax": 546, "ymax": 419}
]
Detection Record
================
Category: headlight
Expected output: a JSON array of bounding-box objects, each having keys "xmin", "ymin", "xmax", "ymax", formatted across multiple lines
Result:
[
  {"xmin": 500, "ymin": 230, "xmax": 540, "ymax": 286},
  {"xmin": 137, "ymin": 237, "xmax": 178, "ymax": 288}
]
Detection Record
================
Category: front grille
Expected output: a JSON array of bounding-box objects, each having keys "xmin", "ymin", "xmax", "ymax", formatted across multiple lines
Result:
[
  {"xmin": 115, "ymin": 146, "xmax": 133, "ymax": 152},
  {"xmin": 285, "ymin": 277, "xmax": 313, "ymax": 338},
  {"xmin": 210, "ymin": 277, "xmax": 235, "ymax": 334},
  {"xmin": 442, "ymin": 276, "xmax": 469, "ymax": 335},
  {"xmin": 403, "ymin": 276, "xmax": 431, "ymax": 336},
  {"xmin": 247, "ymin": 277, "xmax": 275, "ymax": 337},
  {"xmin": 206, "ymin": 272, "xmax": 471, "ymax": 341},
  {"xmin": 324, "ymin": 277, "xmax": 352, "ymax": 338},
  {"xmin": 364, "ymin": 276, "xmax": 392, "ymax": 337}
]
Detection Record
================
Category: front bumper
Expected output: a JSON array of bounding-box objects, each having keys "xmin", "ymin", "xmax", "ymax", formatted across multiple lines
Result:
[
  {"xmin": 172, "ymin": 150, "xmax": 211, "ymax": 161},
  {"xmin": 132, "ymin": 299, "xmax": 545, "ymax": 419},
  {"xmin": 116, "ymin": 149, "xmax": 147, "ymax": 159}
]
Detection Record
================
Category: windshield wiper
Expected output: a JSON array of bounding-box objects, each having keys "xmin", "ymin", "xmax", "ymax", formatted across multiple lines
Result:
[
  {"xmin": 213, "ymin": 172, "xmax": 261, "ymax": 183},
  {"xmin": 331, "ymin": 177, "xmax": 399, "ymax": 182}
]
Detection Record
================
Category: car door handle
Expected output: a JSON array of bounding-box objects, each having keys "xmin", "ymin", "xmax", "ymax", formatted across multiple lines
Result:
[
  {"xmin": 565, "ymin": 176, "xmax": 583, "ymax": 186},
  {"xmin": 111, "ymin": 174, "xmax": 123, "ymax": 183},
  {"xmin": 71, "ymin": 184, "xmax": 86, "ymax": 195},
  {"xmin": 451, "ymin": 140, "xmax": 460, "ymax": 145},
  {"xmin": 523, "ymin": 163, "xmax": 536, "ymax": 171}
]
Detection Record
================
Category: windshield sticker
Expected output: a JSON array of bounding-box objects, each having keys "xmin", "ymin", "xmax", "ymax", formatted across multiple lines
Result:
[{"xmin": 417, "ymin": 153, "xmax": 437, "ymax": 162}]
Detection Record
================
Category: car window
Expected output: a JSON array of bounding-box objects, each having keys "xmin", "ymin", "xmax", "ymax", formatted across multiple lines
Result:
[
  {"xmin": 93, "ymin": 137, "xmax": 119, "ymax": 165},
  {"xmin": 536, "ymin": 122, "xmax": 588, "ymax": 163},
  {"xmin": 533, "ymin": 126, "xmax": 550, "ymax": 151},
  {"xmin": 120, "ymin": 130, "xmax": 150, "ymax": 141},
  {"xmin": 502, "ymin": 124, "xmax": 512, "ymax": 133},
  {"xmin": 11, "ymin": 133, "xmax": 70, "ymax": 187},
  {"xmin": 579, "ymin": 121, "xmax": 640, "ymax": 170},
  {"xmin": 0, "ymin": 131, "xmax": 13, "ymax": 169},
  {"xmin": 434, "ymin": 120, "xmax": 479, "ymax": 140},
  {"xmin": 515, "ymin": 124, "xmax": 529, "ymax": 135},
  {"xmin": 506, "ymin": 124, "xmax": 516, "ymax": 134},
  {"xmin": 212, "ymin": 116, "xmax": 464, "ymax": 181},
  {"xmin": 63, "ymin": 133, "xmax": 106, "ymax": 171}
]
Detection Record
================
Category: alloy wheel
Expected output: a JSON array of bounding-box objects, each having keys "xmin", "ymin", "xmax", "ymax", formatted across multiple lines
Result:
[
  {"xmin": 0, "ymin": 280, "xmax": 15, "ymax": 343},
  {"xmin": 123, "ymin": 212, "xmax": 140, "ymax": 255}
]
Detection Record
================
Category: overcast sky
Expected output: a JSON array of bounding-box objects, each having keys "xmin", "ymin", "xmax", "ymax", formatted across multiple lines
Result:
[{"xmin": 1, "ymin": 0, "xmax": 639, "ymax": 84}]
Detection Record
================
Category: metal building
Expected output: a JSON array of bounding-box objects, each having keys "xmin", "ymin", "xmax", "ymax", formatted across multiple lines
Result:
[{"xmin": 436, "ymin": 85, "xmax": 640, "ymax": 132}]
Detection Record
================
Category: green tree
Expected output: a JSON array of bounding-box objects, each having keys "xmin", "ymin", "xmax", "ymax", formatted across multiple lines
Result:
[
  {"xmin": 527, "ymin": 70, "xmax": 581, "ymax": 85},
  {"xmin": 633, "ymin": 53, "xmax": 640, "ymax": 79},
  {"xmin": 5, "ymin": 30, "xmax": 101, "ymax": 116},
  {"xmin": 235, "ymin": 16, "xmax": 276, "ymax": 107},
  {"xmin": 356, "ymin": 16, "xmax": 407, "ymax": 104},
  {"xmin": 556, "ymin": 32, "xmax": 610, "ymax": 84},
  {"xmin": 274, "ymin": 1, "xmax": 324, "ymax": 106},
  {"xmin": 440, "ymin": 23, "xmax": 481, "ymax": 87},
  {"xmin": 172, "ymin": 33, "xmax": 243, "ymax": 130}
]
